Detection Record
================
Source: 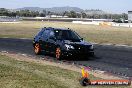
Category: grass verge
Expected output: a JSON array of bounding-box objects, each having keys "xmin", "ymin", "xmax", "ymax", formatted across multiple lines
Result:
[{"xmin": 0, "ymin": 54, "xmax": 131, "ymax": 88}]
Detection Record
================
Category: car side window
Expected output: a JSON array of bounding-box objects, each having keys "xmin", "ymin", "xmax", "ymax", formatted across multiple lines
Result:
[
  {"xmin": 49, "ymin": 31, "xmax": 55, "ymax": 37},
  {"xmin": 42, "ymin": 29, "xmax": 50, "ymax": 39}
]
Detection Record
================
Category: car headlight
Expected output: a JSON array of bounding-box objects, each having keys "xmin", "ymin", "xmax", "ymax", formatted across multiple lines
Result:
[
  {"xmin": 65, "ymin": 44, "xmax": 74, "ymax": 50},
  {"xmin": 90, "ymin": 45, "xmax": 94, "ymax": 50}
]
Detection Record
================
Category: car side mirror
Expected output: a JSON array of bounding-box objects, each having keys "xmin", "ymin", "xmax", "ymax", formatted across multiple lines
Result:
[{"xmin": 81, "ymin": 38, "xmax": 83, "ymax": 40}]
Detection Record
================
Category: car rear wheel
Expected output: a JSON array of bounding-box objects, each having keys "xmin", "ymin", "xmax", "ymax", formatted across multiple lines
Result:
[
  {"xmin": 34, "ymin": 43, "xmax": 41, "ymax": 55},
  {"xmin": 55, "ymin": 47, "xmax": 62, "ymax": 60}
]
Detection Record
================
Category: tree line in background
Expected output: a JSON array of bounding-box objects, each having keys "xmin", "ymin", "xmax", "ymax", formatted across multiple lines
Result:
[{"xmin": 0, "ymin": 8, "xmax": 128, "ymax": 21}]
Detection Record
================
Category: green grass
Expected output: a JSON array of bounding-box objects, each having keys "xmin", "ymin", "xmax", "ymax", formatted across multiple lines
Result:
[
  {"xmin": 0, "ymin": 21, "xmax": 132, "ymax": 45},
  {"xmin": 0, "ymin": 54, "xmax": 131, "ymax": 88},
  {"xmin": 0, "ymin": 54, "xmax": 91, "ymax": 88}
]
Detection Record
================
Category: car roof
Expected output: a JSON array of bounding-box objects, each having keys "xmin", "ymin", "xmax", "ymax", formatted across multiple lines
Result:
[{"xmin": 42, "ymin": 27, "xmax": 71, "ymax": 31}]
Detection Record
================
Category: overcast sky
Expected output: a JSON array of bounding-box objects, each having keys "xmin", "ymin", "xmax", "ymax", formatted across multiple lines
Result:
[{"xmin": 0, "ymin": 0, "xmax": 131, "ymax": 13}]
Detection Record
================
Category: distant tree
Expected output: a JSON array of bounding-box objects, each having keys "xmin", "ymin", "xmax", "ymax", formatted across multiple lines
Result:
[
  {"xmin": 9, "ymin": 12, "xmax": 17, "ymax": 17},
  {"xmin": 62, "ymin": 11, "xmax": 68, "ymax": 16},
  {"xmin": 68, "ymin": 11, "xmax": 77, "ymax": 18},
  {"xmin": 39, "ymin": 13, "xmax": 45, "ymax": 17},
  {"xmin": 47, "ymin": 11, "xmax": 51, "ymax": 15},
  {"xmin": 16, "ymin": 11, "xmax": 20, "ymax": 16},
  {"xmin": 76, "ymin": 13, "xmax": 81, "ymax": 18},
  {"xmin": 81, "ymin": 12, "xmax": 87, "ymax": 18},
  {"xmin": 42, "ymin": 10, "xmax": 46, "ymax": 16},
  {"xmin": 0, "ymin": 8, "xmax": 9, "ymax": 16},
  {"xmin": 122, "ymin": 13, "xmax": 128, "ymax": 20},
  {"xmin": 0, "ymin": 8, "xmax": 128, "ymax": 20}
]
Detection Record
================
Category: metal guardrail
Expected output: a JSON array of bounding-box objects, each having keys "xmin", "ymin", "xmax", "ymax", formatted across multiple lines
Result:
[{"xmin": 21, "ymin": 17, "xmax": 113, "ymax": 22}]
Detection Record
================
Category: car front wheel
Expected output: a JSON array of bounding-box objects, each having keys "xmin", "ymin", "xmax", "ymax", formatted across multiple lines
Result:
[{"xmin": 55, "ymin": 47, "xmax": 62, "ymax": 60}]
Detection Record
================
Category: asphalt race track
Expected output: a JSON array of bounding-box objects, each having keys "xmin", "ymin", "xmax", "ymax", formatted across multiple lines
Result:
[{"xmin": 0, "ymin": 38, "xmax": 132, "ymax": 78}]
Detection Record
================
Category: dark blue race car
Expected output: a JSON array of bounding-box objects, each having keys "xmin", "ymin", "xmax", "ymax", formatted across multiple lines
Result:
[{"xmin": 33, "ymin": 27, "xmax": 94, "ymax": 60}]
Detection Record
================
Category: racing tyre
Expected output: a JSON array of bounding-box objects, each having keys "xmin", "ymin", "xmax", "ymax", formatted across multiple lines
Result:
[
  {"xmin": 55, "ymin": 47, "xmax": 62, "ymax": 60},
  {"xmin": 34, "ymin": 43, "xmax": 41, "ymax": 55}
]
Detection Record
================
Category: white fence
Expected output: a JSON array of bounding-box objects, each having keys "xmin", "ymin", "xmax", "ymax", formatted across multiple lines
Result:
[{"xmin": 72, "ymin": 21, "xmax": 132, "ymax": 28}]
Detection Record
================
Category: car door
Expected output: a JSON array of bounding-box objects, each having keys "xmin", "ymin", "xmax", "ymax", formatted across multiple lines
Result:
[
  {"xmin": 47, "ymin": 30, "xmax": 57, "ymax": 53},
  {"xmin": 40, "ymin": 29, "xmax": 50, "ymax": 52}
]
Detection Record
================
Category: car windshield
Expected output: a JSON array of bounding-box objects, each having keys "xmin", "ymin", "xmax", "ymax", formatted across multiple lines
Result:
[{"xmin": 54, "ymin": 30, "xmax": 82, "ymax": 40}]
